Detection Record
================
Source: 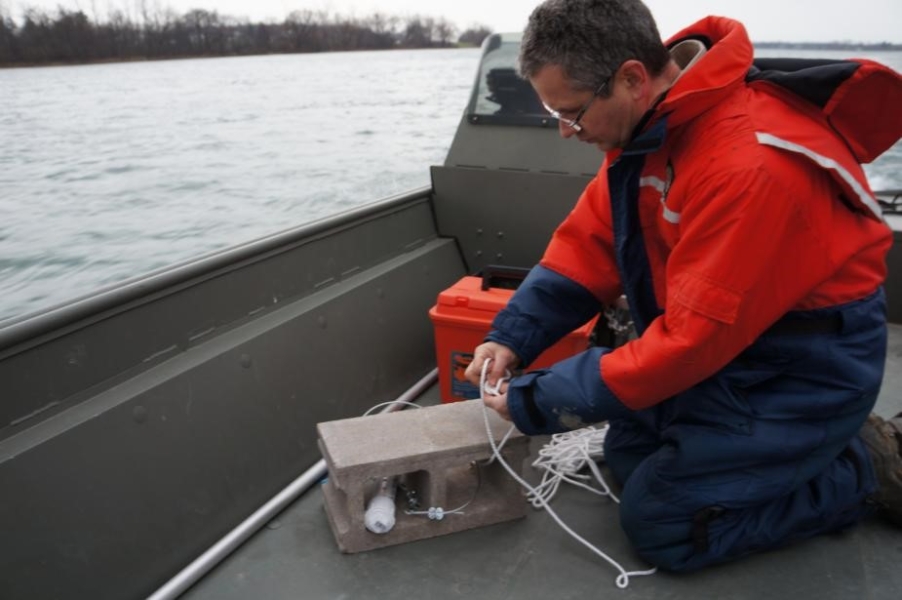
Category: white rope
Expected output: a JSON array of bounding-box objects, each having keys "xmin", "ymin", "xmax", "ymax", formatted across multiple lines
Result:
[
  {"xmin": 479, "ymin": 360, "xmax": 657, "ymax": 589},
  {"xmin": 528, "ymin": 426, "xmax": 619, "ymax": 508},
  {"xmin": 362, "ymin": 400, "xmax": 423, "ymax": 416}
]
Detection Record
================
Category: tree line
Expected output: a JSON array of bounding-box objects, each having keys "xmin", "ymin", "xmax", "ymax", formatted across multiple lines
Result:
[{"xmin": 0, "ymin": 5, "xmax": 494, "ymax": 67}]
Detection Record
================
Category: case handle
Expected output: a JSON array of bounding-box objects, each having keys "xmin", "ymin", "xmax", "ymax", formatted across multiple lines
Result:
[{"xmin": 480, "ymin": 265, "xmax": 531, "ymax": 291}]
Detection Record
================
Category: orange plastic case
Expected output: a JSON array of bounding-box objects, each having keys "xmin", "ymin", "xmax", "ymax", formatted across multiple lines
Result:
[{"xmin": 429, "ymin": 276, "xmax": 598, "ymax": 403}]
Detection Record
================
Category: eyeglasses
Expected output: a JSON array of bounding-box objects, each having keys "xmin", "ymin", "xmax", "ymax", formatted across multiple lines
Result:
[{"xmin": 542, "ymin": 77, "xmax": 612, "ymax": 133}]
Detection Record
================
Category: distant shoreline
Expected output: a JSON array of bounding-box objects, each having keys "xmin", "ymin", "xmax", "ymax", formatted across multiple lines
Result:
[
  {"xmin": 0, "ymin": 8, "xmax": 493, "ymax": 69},
  {"xmin": 4, "ymin": 43, "xmax": 899, "ymax": 70}
]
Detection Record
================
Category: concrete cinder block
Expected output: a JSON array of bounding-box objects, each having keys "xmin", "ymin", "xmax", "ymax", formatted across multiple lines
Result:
[{"xmin": 317, "ymin": 399, "xmax": 529, "ymax": 553}]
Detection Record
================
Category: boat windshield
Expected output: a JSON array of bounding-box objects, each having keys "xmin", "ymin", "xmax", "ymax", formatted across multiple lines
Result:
[{"xmin": 466, "ymin": 33, "xmax": 556, "ymax": 127}]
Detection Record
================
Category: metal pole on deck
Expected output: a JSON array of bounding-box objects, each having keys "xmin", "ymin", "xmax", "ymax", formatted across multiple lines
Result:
[{"xmin": 148, "ymin": 368, "xmax": 439, "ymax": 600}]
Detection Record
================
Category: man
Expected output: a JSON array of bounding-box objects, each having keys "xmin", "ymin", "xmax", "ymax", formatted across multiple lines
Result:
[{"xmin": 464, "ymin": 0, "xmax": 902, "ymax": 572}]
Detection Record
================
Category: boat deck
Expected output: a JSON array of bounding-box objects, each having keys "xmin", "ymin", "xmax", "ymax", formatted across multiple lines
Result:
[{"xmin": 183, "ymin": 324, "xmax": 902, "ymax": 600}]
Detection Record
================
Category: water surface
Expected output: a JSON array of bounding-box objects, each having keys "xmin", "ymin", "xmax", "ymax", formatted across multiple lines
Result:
[{"xmin": 2, "ymin": 48, "xmax": 900, "ymax": 322}]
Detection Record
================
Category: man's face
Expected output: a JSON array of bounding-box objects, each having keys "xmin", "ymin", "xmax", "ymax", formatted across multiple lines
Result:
[{"xmin": 531, "ymin": 64, "xmax": 637, "ymax": 152}]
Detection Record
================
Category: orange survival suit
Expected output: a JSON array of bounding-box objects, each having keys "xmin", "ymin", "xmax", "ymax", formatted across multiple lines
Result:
[{"xmin": 486, "ymin": 17, "xmax": 902, "ymax": 570}]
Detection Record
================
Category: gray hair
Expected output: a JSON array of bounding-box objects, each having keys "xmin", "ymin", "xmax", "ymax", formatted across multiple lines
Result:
[{"xmin": 519, "ymin": 0, "xmax": 671, "ymax": 95}]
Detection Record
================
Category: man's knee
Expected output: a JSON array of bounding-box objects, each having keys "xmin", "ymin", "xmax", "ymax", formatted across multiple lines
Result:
[{"xmin": 618, "ymin": 470, "xmax": 698, "ymax": 571}]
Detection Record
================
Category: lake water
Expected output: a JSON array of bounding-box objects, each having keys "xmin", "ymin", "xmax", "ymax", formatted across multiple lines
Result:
[{"xmin": 1, "ymin": 48, "xmax": 901, "ymax": 322}]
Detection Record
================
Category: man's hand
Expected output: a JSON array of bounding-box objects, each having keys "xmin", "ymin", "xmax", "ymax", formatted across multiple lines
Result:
[
  {"xmin": 482, "ymin": 388, "xmax": 511, "ymax": 421},
  {"xmin": 465, "ymin": 341, "xmax": 520, "ymax": 421}
]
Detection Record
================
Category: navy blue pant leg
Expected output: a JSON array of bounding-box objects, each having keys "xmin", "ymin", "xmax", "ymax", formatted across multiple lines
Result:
[
  {"xmin": 610, "ymin": 291, "xmax": 887, "ymax": 571},
  {"xmin": 604, "ymin": 408, "xmax": 662, "ymax": 487}
]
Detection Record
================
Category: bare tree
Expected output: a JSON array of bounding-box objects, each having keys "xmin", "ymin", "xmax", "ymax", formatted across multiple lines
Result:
[
  {"xmin": 401, "ymin": 15, "xmax": 434, "ymax": 48},
  {"xmin": 434, "ymin": 17, "xmax": 456, "ymax": 47},
  {"xmin": 0, "ymin": 2, "xmax": 19, "ymax": 63},
  {"xmin": 459, "ymin": 25, "xmax": 492, "ymax": 47}
]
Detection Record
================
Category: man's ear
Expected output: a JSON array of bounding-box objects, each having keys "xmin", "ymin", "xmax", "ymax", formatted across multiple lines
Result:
[{"xmin": 618, "ymin": 59, "xmax": 650, "ymax": 99}]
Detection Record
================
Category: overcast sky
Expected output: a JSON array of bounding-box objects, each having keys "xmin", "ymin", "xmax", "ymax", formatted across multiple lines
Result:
[{"xmin": 4, "ymin": 0, "xmax": 900, "ymax": 43}]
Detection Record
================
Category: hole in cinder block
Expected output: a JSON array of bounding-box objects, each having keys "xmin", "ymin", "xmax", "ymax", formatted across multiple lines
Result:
[
  {"xmin": 399, "ymin": 465, "xmax": 483, "ymax": 513},
  {"xmin": 362, "ymin": 476, "xmax": 398, "ymax": 506},
  {"xmin": 442, "ymin": 463, "xmax": 483, "ymax": 510},
  {"xmin": 399, "ymin": 470, "xmax": 431, "ymax": 511},
  {"xmin": 361, "ymin": 476, "xmax": 404, "ymax": 534}
]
